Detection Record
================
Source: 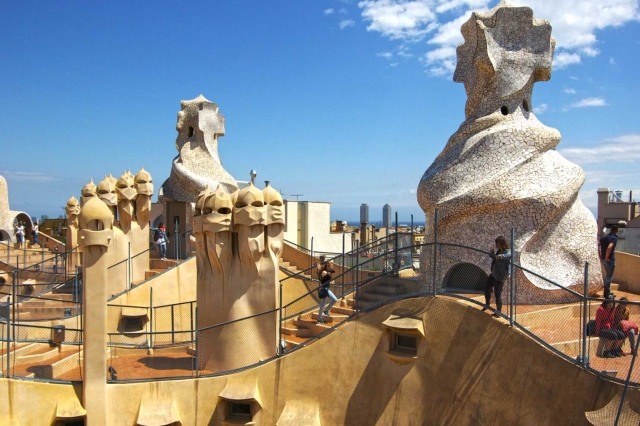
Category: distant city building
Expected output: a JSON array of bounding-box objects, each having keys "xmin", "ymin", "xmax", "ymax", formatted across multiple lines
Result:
[
  {"xmin": 360, "ymin": 203, "xmax": 369, "ymax": 224},
  {"xmin": 383, "ymin": 204, "xmax": 392, "ymax": 228},
  {"xmin": 282, "ymin": 200, "xmax": 354, "ymax": 255},
  {"xmin": 597, "ymin": 188, "xmax": 640, "ymax": 255}
]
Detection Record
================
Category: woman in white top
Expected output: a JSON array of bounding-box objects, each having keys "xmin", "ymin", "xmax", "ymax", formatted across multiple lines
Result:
[{"xmin": 15, "ymin": 222, "xmax": 25, "ymax": 248}]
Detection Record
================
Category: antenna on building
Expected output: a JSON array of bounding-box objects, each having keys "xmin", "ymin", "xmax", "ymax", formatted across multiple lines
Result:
[{"xmin": 285, "ymin": 194, "xmax": 303, "ymax": 201}]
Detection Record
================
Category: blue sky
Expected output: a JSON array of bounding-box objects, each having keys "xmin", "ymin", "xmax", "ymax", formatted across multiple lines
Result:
[{"xmin": 1, "ymin": 0, "xmax": 639, "ymax": 223}]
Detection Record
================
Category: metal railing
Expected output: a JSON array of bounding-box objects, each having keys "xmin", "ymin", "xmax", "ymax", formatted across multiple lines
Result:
[
  {"xmin": 3, "ymin": 210, "xmax": 639, "ymax": 403},
  {"xmin": 107, "ymin": 228, "xmax": 194, "ymax": 300}
]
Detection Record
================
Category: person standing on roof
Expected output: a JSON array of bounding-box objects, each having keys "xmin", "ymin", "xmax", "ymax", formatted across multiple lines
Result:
[
  {"xmin": 31, "ymin": 221, "xmax": 39, "ymax": 245},
  {"xmin": 15, "ymin": 222, "xmax": 25, "ymax": 249},
  {"xmin": 600, "ymin": 225, "xmax": 619, "ymax": 298},
  {"xmin": 154, "ymin": 223, "xmax": 168, "ymax": 260},
  {"xmin": 482, "ymin": 236, "xmax": 511, "ymax": 318}
]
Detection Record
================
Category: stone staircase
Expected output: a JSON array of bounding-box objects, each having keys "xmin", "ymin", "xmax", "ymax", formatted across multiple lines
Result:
[
  {"xmin": 346, "ymin": 280, "xmax": 409, "ymax": 310},
  {"xmin": 139, "ymin": 259, "xmax": 180, "ymax": 283},
  {"xmin": 0, "ymin": 341, "xmax": 109, "ymax": 381},
  {"xmin": 12, "ymin": 293, "xmax": 79, "ymax": 320},
  {"xmin": 279, "ymin": 257, "xmax": 353, "ymax": 348},
  {"xmin": 0, "ymin": 242, "xmax": 60, "ymax": 270},
  {"xmin": 279, "ymin": 259, "xmax": 313, "ymax": 279},
  {"xmin": 281, "ymin": 305, "xmax": 355, "ymax": 349}
]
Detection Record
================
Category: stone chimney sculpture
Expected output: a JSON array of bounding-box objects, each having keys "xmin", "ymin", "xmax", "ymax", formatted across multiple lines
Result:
[
  {"xmin": 80, "ymin": 179, "xmax": 97, "ymax": 207},
  {"xmin": 70, "ymin": 168, "xmax": 154, "ymax": 297},
  {"xmin": 160, "ymin": 95, "xmax": 239, "ymax": 260},
  {"xmin": 194, "ymin": 176, "xmax": 284, "ymax": 372},
  {"xmin": 65, "ymin": 196, "xmax": 81, "ymax": 272},
  {"xmin": 160, "ymin": 95, "xmax": 238, "ymax": 203},
  {"xmin": 417, "ymin": 1, "xmax": 602, "ymax": 300},
  {"xmin": 78, "ymin": 196, "xmax": 113, "ymax": 425}
]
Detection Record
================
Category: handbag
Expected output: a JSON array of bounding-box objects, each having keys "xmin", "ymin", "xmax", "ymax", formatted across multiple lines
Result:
[
  {"xmin": 586, "ymin": 319, "xmax": 596, "ymax": 336},
  {"xmin": 318, "ymin": 287, "xmax": 329, "ymax": 299}
]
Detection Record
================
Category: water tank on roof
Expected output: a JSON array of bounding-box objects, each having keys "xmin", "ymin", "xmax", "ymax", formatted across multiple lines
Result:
[{"xmin": 615, "ymin": 190, "xmax": 624, "ymax": 202}]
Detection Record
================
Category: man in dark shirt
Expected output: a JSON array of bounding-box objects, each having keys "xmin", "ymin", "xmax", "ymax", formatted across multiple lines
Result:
[{"xmin": 599, "ymin": 225, "xmax": 619, "ymax": 298}]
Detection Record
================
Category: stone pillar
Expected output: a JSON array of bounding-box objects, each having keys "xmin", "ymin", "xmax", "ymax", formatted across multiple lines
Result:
[{"xmin": 78, "ymin": 197, "xmax": 113, "ymax": 426}]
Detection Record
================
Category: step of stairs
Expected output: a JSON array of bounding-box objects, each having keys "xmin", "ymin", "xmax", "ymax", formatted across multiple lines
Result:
[
  {"xmin": 149, "ymin": 259, "xmax": 179, "ymax": 269},
  {"xmin": 145, "ymin": 269, "xmax": 165, "ymax": 280},
  {"xmin": 329, "ymin": 305, "xmax": 356, "ymax": 316}
]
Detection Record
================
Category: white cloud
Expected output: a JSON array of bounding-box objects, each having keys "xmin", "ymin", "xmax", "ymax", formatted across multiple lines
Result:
[
  {"xmin": 427, "ymin": 11, "xmax": 472, "ymax": 47},
  {"xmin": 559, "ymin": 134, "xmax": 640, "ymax": 165},
  {"xmin": 423, "ymin": 46, "xmax": 456, "ymax": 63},
  {"xmin": 1, "ymin": 171, "xmax": 56, "ymax": 182},
  {"xmin": 357, "ymin": 0, "xmax": 639, "ymax": 75},
  {"xmin": 340, "ymin": 19, "xmax": 355, "ymax": 29},
  {"xmin": 358, "ymin": 0, "xmax": 438, "ymax": 40},
  {"xmin": 435, "ymin": 0, "xmax": 488, "ymax": 14},
  {"xmin": 580, "ymin": 46, "xmax": 600, "ymax": 57},
  {"xmin": 511, "ymin": 0, "xmax": 638, "ymax": 68},
  {"xmin": 397, "ymin": 49, "xmax": 414, "ymax": 58},
  {"xmin": 339, "ymin": 8, "xmax": 349, "ymax": 14},
  {"xmin": 377, "ymin": 51, "xmax": 393, "ymax": 59},
  {"xmin": 533, "ymin": 103, "xmax": 548, "ymax": 114},
  {"xmin": 571, "ymin": 97, "xmax": 608, "ymax": 108},
  {"xmin": 554, "ymin": 52, "xmax": 581, "ymax": 69},
  {"xmin": 564, "ymin": 88, "xmax": 576, "ymax": 94},
  {"xmin": 610, "ymin": 57, "xmax": 616, "ymax": 65},
  {"xmin": 324, "ymin": 8, "xmax": 335, "ymax": 15},
  {"xmin": 390, "ymin": 62, "xmax": 399, "ymax": 66},
  {"xmin": 560, "ymin": 134, "xmax": 640, "ymax": 213}
]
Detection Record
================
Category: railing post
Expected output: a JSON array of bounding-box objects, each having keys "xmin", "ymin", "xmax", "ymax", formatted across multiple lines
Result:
[
  {"xmin": 278, "ymin": 282, "xmax": 283, "ymax": 355},
  {"xmin": 74, "ymin": 265, "xmax": 79, "ymax": 304},
  {"xmin": 41, "ymin": 243, "xmax": 44, "ymax": 265},
  {"xmin": 341, "ymin": 233, "xmax": 346, "ymax": 298},
  {"xmin": 410, "ymin": 214, "xmax": 414, "ymax": 270},
  {"xmin": 582, "ymin": 261, "xmax": 589, "ymax": 369},
  {"xmin": 355, "ymin": 250, "xmax": 360, "ymax": 314},
  {"xmin": 63, "ymin": 245, "xmax": 67, "ymax": 283},
  {"xmin": 6, "ymin": 295, "xmax": 11, "ymax": 377},
  {"xmin": 432, "ymin": 209, "xmax": 438, "ymax": 296},
  {"xmin": 616, "ymin": 335, "xmax": 640, "ymax": 425},
  {"xmin": 385, "ymin": 227, "xmax": 389, "ymax": 274},
  {"xmin": 11, "ymin": 269, "xmax": 17, "ymax": 357},
  {"xmin": 509, "ymin": 228, "xmax": 515, "ymax": 327},
  {"xmin": 190, "ymin": 302, "xmax": 194, "ymax": 344},
  {"xmin": 195, "ymin": 307, "xmax": 199, "ymax": 378},
  {"xmin": 171, "ymin": 304, "xmax": 175, "ymax": 345},
  {"xmin": 149, "ymin": 287, "xmax": 153, "ymax": 350},
  {"xmin": 128, "ymin": 242, "xmax": 132, "ymax": 290},
  {"xmin": 394, "ymin": 212, "xmax": 399, "ymax": 270}
]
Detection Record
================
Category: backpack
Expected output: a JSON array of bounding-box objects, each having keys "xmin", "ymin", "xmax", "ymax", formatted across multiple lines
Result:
[
  {"xmin": 586, "ymin": 319, "xmax": 596, "ymax": 336},
  {"xmin": 154, "ymin": 229, "xmax": 160, "ymax": 241}
]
